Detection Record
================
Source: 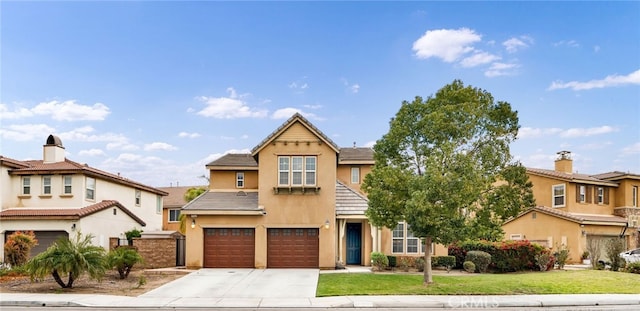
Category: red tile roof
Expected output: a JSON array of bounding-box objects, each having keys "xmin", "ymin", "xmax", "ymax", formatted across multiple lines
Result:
[
  {"xmin": 505, "ymin": 206, "xmax": 628, "ymax": 226},
  {"xmin": 4, "ymin": 157, "xmax": 167, "ymax": 196},
  {"xmin": 526, "ymin": 167, "xmax": 619, "ymax": 187},
  {"xmin": 0, "ymin": 200, "xmax": 146, "ymax": 226}
]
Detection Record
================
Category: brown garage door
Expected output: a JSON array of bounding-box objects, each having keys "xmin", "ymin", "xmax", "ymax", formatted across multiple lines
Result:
[
  {"xmin": 204, "ymin": 228, "xmax": 255, "ymax": 268},
  {"xmin": 267, "ymin": 228, "xmax": 319, "ymax": 268},
  {"xmin": 4, "ymin": 231, "xmax": 68, "ymax": 258}
]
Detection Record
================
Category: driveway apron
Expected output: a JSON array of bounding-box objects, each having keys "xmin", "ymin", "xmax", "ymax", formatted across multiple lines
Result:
[{"xmin": 140, "ymin": 269, "xmax": 319, "ymax": 299}]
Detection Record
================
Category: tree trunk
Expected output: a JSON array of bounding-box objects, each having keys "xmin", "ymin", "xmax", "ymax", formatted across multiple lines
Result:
[
  {"xmin": 423, "ymin": 236, "xmax": 433, "ymax": 285},
  {"xmin": 51, "ymin": 269, "xmax": 66, "ymax": 288},
  {"xmin": 66, "ymin": 271, "xmax": 75, "ymax": 288}
]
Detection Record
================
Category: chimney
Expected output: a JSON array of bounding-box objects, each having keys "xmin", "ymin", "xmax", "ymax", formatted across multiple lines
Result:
[
  {"xmin": 43, "ymin": 134, "xmax": 66, "ymax": 163},
  {"xmin": 554, "ymin": 151, "xmax": 573, "ymax": 174}
]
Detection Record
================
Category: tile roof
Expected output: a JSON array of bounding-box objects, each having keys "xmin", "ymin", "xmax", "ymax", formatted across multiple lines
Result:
[
  {"xmin": 0, "ymin": 156, "xmax": 31, "ymax": 169},
  {"xmin": 251, "ymin": 113, "xmax": 340, "ymax": 155},
  {"xmin": 157, "ymin": 186, "xmax": 204, "ymax": 208},
  {"xmin": 591, "ymin": 171, "xmax": 640, "ymax": 181},
  {"xmin": 505, "ymin": 206, "xmax": 628, "ymax": 226},
  {"xmin": 206, "ymin": 153, "xmax": 258, "ymax": 167},
  {"xmin": 338, "ymin": 147, "xmax": 374, "ymax": 164},
  {"xmin": 526, "ymin": 167, "xmax": 619, "ymax": 187},
  {"xmin": 0, "ymin": 200, "xmax": 146, "ymax": 226},
  {"xmin": 182, "ymin": 191, "xmax": 261, "ymax": 212},
  {"xmin": 4, "ymin": 157, "xmax": 167, "ymax": 196},
  {"xmin": 336, "ymin": 181, "xmax": 369, "ymax": 215}
]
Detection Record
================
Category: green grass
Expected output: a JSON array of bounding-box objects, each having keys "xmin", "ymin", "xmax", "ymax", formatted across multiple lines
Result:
[{"xmin": 316, "ymin": 270, "xmax": 640, "ymax": 296}]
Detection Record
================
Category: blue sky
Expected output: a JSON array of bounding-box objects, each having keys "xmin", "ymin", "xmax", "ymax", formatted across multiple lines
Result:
[{"xmin": 1, "ymin": 1, "xmax": 639, "ymax": 188}]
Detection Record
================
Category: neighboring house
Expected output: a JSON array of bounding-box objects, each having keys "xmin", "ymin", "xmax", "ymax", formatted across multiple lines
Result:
[
  {"xmin": 503, "ymin": 151, "xmax": 639, "ymax": 263},
  {"xmin": 157, "ymin": 185, "xmax": 204, "ymax": 232},
  {"xmin": 182, "ymin": 113, "xmax": 447, "ymax": 269},
  {"xmin": 0, "ymin": 135, "xmax": 167, "ymax": 259}
]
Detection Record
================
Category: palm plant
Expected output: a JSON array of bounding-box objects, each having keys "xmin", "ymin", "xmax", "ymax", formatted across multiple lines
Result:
[
  {"xmin": 106, "ymin": 247, "xmax": 143, "ymax": 279},
  {"xmin": 25, "ymin": 232, "xmax": 106, "ymax": 288}
]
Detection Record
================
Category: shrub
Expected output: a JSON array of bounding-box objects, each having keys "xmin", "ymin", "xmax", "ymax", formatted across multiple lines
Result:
[
  {"xmin": 463, "ymin": 261, "xmax": 476, "ymax": 273},
  {"xmin": 431, "ymin": 256, "xmax": 456, "ymax": 271},
  {"xmin": 450, "ymin": 240, "xmax": 546, "ymax": 272},
  {"xmin": 106, "ymin": 247, "xmax": 143, "ymax": 279},
  {"xmin": 465, "ymin": 250, "xmax": 491, "ymax": 273},
  {"xmin": 625, "ymin": 262, "xmax": 640, "ymax": 274},
  {"xmin": 415, "ymin": 257, "xmax": 425, "ymax": 272},
  {"xmin": 535, "ymin": 250, "xmax": 553, "ymax": 271},
  {"xmin": 370, "ymin": 252, "xmax": 388, "ymax": 271},
  {"xmin": 581, "ymin": 251, "xmax": 589, "ymax": 260},
  {"xmin": 4, "ymin": 231, "xmax": 38, "ymax": 266},
  {"xmin": 124, "ymin": 229, "xmax": 143, "ymax": 245},
  {"xmin": 604, "ymin": 239, "xmax": 626, "ymax": 272},
  {"xmin": 554, "ymin": 244, "xmax": 570, "ymax": 270},
  {"xmin": 387, "ymin": 255, "xmax": 397, "ymax": 268},
  {"xmin": 399, "ymin": 257, "xmax": 411, "ymax": 272}
]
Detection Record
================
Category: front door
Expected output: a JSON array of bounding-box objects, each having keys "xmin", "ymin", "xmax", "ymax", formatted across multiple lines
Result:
[{"xmin": 346, "ymin": 223, "xmax": 362, "ymax": 265}]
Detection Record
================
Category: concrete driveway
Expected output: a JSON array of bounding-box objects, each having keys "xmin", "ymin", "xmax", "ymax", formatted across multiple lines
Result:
[{"xmin": 140, "ymin": 269, "xmax": 319, "ymax": 299}]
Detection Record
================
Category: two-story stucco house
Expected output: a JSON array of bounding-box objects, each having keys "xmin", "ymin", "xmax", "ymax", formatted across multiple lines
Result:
[
  {"xmin": 503, "ymin": 151, "xmax": 639, "ymax": 263},
  {"xmin": 182, "ymin": 113, "xmax": 448, "ymax": 269},
  {"xmin": 0, "ymin": 135, "xmax": 167, "ymax": 259}
]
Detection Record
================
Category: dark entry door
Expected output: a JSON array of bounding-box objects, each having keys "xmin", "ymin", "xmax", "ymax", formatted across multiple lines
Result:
[{"xmin": 346, "ymin": 223, "xmax": 362, "ymax": 265}]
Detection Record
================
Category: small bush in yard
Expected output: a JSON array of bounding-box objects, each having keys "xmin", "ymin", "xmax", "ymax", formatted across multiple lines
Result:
[
  {"xmin": 625, "ymin": 262, "xmax": 640, "ymax": 274},
  {"xmin": 387, "ymin": 255, "xmax": 397, "ymax": 268},
  {"xmin": 399, "ymin": 257, "xmax": 411, "ymax": 271},
  {"xmin": 370, "ymin": 252, "xmax": 388, "ymax": 271},
  {"xmin": 535, "ymin": 250, "xmax": 553, "ymax": 271},
  {"xmin": 415, "ymin": 257, "xmax": 425, "ymax": 272},
  {"xmin": 4, "ymin": 231, "xmax": 38, "ymax": 267},
  {"xmin": 605, "ymin": 239, "xmax": 626, "ymax": 272},
  {"xmin": 465, "ymin": 250, "xmax": 491, "ymax": 273},
  {"xmin": 431, "ymin": 256, "xmax": 456, "ymax": 271},
  {"xmin": 553, "ymin": 244, "xmax": 570, "ymax": 270},
  {"xmin": 463, "ymin": 261, "xmax": 476, "ymax": 273},
  {"xmin": 106, "ymin": 247, "xmax": 143, "ymax": 279}
]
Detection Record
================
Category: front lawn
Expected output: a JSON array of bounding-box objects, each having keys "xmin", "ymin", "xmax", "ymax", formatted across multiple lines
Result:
[{"xmin": 316, "ymin": 270, "xmax": 640, "ymax": 296}]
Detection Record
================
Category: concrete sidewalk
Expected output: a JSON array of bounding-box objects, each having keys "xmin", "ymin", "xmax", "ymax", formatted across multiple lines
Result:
[{"xmin": 2, "ymin": 293, "xmax": 640, "ymax": 308}]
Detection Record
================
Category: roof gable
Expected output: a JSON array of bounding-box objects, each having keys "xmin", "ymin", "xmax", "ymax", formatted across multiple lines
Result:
[
  {"xmin": 504, "ymin": 206, "xmax": 628, "ymax": 226},
  {"xmin": 526, "ymin": 167, "xmax": 618, "ymax": 187},
  {"xmin": 251, "ymin": 113, "xmax": 339, "ymax": 156},
  {"xmin": 206, "ymin": 153, "xmax": 258, "ymax": 168}
]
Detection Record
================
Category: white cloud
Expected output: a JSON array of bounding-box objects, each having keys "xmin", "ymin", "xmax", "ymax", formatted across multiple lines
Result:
[
  {"xmin": 621, "ymin": 142, "xmax": 640, "ymax": 156},
  {"xmin": 518, "ymin": 127, "xmax": 562, "ymax": 139},
  {"xmin": 144, "ymin": 142, "xmax": 178, "ymax": 151},
  {"xmin": 412, "ymin": 28, "xmax": 481, "ymax": 62},
  {"xmin": 460, "ymin": 51, "xmax": 501, "ymax": 68},
  {"xmin": 78, "ymin": 149, "xmax": 106, "ymax": 156},
  {"xmin": 579, "ymin": 141, "xmax": 613, "ymax": 150},
  {"xmin": 303, "ymin": 104, "xmax": 323, "ymax": 109},
  {"xmin": 553, "ymin": 40, "xmax": 580, "ymax": 48},
  {"xmin": 106, "ymin": 141, "xmax": 140, "ymax": 151},
  {"xmin": 350, "ymin": 84, "xmax": 360, "ymax": 93},
  {"xmin": 484, "ymin": 62, "xmax": 520, "ymax": 77},
  {"xmin": 30, "ymin": 100, "xmax": 111, "ymax": 121},
  {"xmin": 0, "ymin": 103, "xmax": 34, "ymax": 119},
  {"xmin": 548, "ymin": 69, "xmax": 640, "ymax": 91},
  {"xmin": 271, "ymin": 108, "xmax": 322, "ymax": 121},
  {"xmin": 502, "ymin": 36, "xmax": 534, "ymax": 53},
  {"xmin": 341, "ymin": 78, "xmax": 360, "ymax": 94},
  {"xmin": 560, "ymin": 126, "xmax": 618, "ymax": 138},
  {"xmin": 196, "ymin": 87, "xmax": 268, "ymax": 119},
  {"xmin": 0, "ymin": 123, "xmax": 56, "ymax": 141},
  {"xmin": 178, "ymin": 132, "xmax": 201, "ymax": 138}
]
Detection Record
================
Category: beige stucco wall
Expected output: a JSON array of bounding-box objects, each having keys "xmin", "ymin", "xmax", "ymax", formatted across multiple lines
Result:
[
  {"xmin": 336, "ymin": 164, "xmax": 372, "ymax": 194},
  {"xmin": 162, "ymin": 208, "xmax": 181, "ymax": 231},
  {"xmin": 528, "ymin": 174, "xmax": 614, "ymax": 214},
  {"xmin": 614, "ymin": 179, "xmax": 640, "ymax": 207},
  {"xmin": 210, "ymin": 170, "xmax": 259, "ymax": 190}
]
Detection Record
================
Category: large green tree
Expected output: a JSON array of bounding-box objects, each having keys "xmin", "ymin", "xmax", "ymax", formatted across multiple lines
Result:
[
  {"xmin": 363, "ymin": 80, "xmax": 534, "ymax": 285},
  {"xmin": 25, "ymin": 232, "xmax": 106, "ymax": 288}
]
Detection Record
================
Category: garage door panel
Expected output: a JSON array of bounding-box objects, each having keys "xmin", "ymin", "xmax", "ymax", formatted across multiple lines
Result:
[
  {"xmin": 204, "ymin": 228, "xmax": 254, "ymax": 268},
  {"xmin": 267, "ymin": 228, "xmax": 318, "ymax": 268}
]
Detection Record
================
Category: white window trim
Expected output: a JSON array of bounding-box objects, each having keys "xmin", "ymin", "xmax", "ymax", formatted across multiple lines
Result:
[
  {"xmin": 135, "ymin": 189, "xmax": 141, "ymax": 206},
  {"xmin": 22, "ymin": 176, "xmax": 31, "ymax": 195},
  {"xmin": 633, "ymin": 186, "xmax": 638, "ymax": 207},
  {"xmin": 85, "ymin": 177, "xmax": 96, "ymax": 201},
  {"xmin": 42, "ymin": 175, "xmax": 52, "ymax": 195},
  {"xmin": 552, "ymin": 184, "xmax": 565, "ymax": 208},
  {"xmin": 168, "ymin": 209, "xmax": 181, "ymax": 222},
  {"xmin": 277, "ymin": 156, "xmax": 317, "ymax": 187},
  {"xmin": 236, "ymin": 172, "xmax": 245, "ymax": 188},
  {"xmin": 596, "ymin": 187, "xmax": 604, "ymax": 204},
  {"xmin": 510, "ymin": 234, "xmax": 523, "ymax": 240},
  {"xmin": 156, "ymin": 196, "xmax": 162, "ymax": 214},
  {"xmin": 351, "ymin": 167, "xmax": 360, "ymax": 184},
  {"xmin": 392, "ymin": 221, "xmax": 423, "ymax": 255},
  {"xmin": 62, "ymin": 175, "xmax": 72, "ymax": 194},
  {"xmin": 579, "ymin": 185, "xmax": 586, "ymax": 203}
]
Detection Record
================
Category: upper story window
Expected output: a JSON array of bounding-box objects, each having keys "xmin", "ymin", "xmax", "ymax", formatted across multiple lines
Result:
[
  {"xmin": 135, "ymin": 189, "xmax": 141, "ymax": 206},
  {"xmin": 633, "ymin": 186, "xmax": 638, "ymax": 207},
  {"xmin": 236, "ymin": 172, "xmax": 244, "ymax": 188},
  {"xmin": 552, "ymin": 184, "xmax": 565, "ymax": 208},
  {"xmin": 597, "ymin": 187, "xmax": 604, "ymax": 204},
  {"xmin": 351, "ymin": 167, "xmax": 360, "ymax": 184},
  {"xmin": 578, "ymin": 185, "xmax": 586, "ymax": 203},
  {"xmin": 22, "ymin": 176, "xmax": 31, "ymax": 195},
  {"xmin": 42, "ymin": 175, "xmax": 52, "ymax": 195},
  {"xmin": 169, "ymin": 209, "xmax": 181, "ymax": 222},
  {"xmin": 278, "ymin": 156, "xmax": 316, "ymax": 186},
  {"xmin": 85, "ymin": 177, "xmax": 96, "ymax": 201},
  {"xmin": 63, "ymin": 176, "xmax": 72, "ymax": 194}
]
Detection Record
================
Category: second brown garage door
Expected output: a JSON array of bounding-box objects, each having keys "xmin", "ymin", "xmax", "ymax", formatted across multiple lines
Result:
[
  {"xmin": 204, "ymin": 228, "xmax": 255, "ymax": 268},
  {"xmin": 267, "ymin": 228, "xmax": 319, "ymax": 268}
]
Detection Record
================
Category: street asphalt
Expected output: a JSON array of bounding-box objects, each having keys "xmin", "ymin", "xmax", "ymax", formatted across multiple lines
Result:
[{"xmin": 1, "ymin": 267, "xmax": 639, "ymax": 309}]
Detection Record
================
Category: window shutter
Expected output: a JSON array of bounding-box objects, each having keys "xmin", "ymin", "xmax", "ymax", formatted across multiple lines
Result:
[
  {"xmin": 576, "ymin": 184, "xmax": 580, "ymax": 202},
  {"xmin": 604, "ymin": 187, "xmax": 610, "ymax": 205},
  {"xmin": 586, "ymin": 186, "xmax": 592, "ymax": 203}
]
